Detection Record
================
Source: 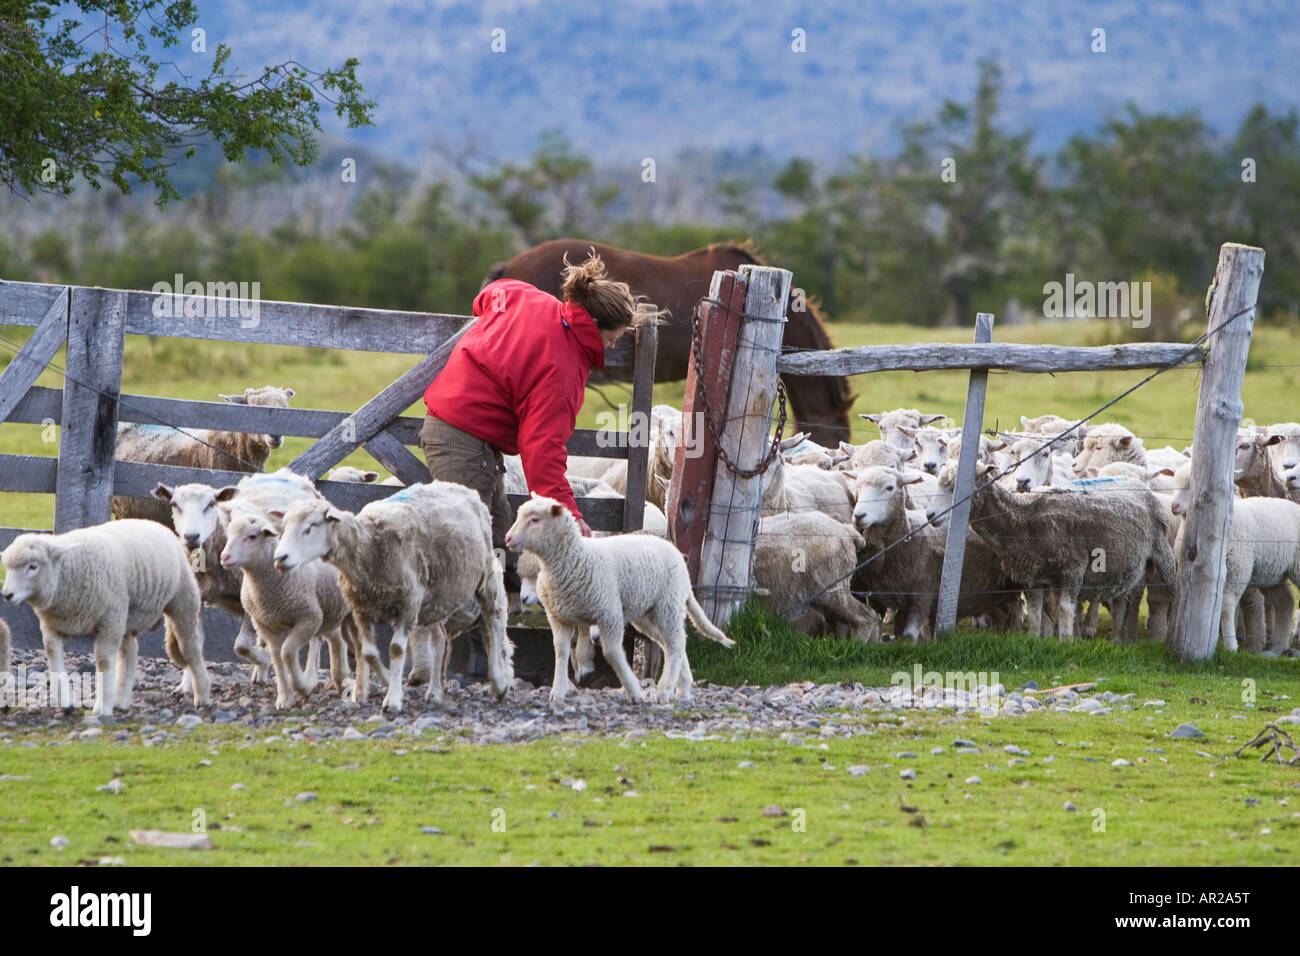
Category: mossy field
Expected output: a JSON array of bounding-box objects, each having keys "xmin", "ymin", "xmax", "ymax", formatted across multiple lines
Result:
[
  {"xmin": 0, "ymin": 317, "xmax": 1298, "ymax": 866},
  {"xmin": 2, "ymin": 627, "xmax": 1299, "ymax": 867}
]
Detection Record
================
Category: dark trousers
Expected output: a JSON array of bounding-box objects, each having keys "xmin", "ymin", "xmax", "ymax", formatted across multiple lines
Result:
[{"xmin": 418, "ymin": 414, "xmax": 515, "ymax": 576}]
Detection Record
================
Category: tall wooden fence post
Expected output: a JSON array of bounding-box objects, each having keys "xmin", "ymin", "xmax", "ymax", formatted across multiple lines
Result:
[
  {"xmin": 54, "ymin": 287, "xmax": 127, "ymax": 532},
  {"xmin": 667, "ymin": 270, "xmax": 748, "ymax": 579},
  {"xmin": 696, "ymin": 265, "xmax": 791, "ymax": 626},
  {"xmin": 1169, "ymin": 243, "xmax": 1265, "ymax": 660},
  {"xmin": 935, "ymin": 312, "xmax": 994, "ymax": 635}
]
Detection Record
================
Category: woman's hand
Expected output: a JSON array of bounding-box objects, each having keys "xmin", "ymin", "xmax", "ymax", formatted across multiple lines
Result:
[{"xmin": 577, "ymin": 517, "xmax": 593, "ymax": 537}]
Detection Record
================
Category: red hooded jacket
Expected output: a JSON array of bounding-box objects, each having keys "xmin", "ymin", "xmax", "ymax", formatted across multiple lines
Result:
[{"xmin": 424, "ymin": 278, "xmax": 605, "ymax": 520}]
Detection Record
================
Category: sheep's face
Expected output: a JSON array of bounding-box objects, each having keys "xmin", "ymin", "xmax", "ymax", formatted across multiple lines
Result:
[
  {"xmin": 850, "ymin": 467, "xmax": 909, "ymax": 529},
  {"xmin": 274, "ymin": 500, "xmax": 337, "ymax": 571},
  {"xmin": 863, "ymin": 409, "xmax": 944, "ymax": 453},
  {"xmin": 1009, "ymin": 440, "xmax": 1052, "ymax": 492},
  {"xmin": 1072, "ymin": 428, "xmax": 1139, "ymax": 476},
  {"xmin": 220, "ymin": 513, "xmax": 278, "ymax": 569},
  {"xmin": 220, "ymin": 385, "xmax": 295, "ymax": 449},
  {"xmin": 326, "ymin": 467, "xmax": 379, "ymax": 483},
  {"xmin": 519, "ymin": 573, "xmax": 541, "ymax": 607},
  {"xmin": 909, "ymin": 427, "xmax": 949, "ymax": 475},
  {"xmin": 505, "ymin": 496, "xmax": 574, "ymax": 553},
  {"xmin": 1265, "ymin": 424, "xmax": 1300, "ymax": 479},
  {"xmin": 155, "ymin": 482, "xmax": 226, "ymax": 550},
  {"xmin": 0, "ymin": 535, "xmax": 61, "ymax": 607},
  {"xmin": 1235, "ymin": 430, "xmax": 1282, "ymax": 480}
]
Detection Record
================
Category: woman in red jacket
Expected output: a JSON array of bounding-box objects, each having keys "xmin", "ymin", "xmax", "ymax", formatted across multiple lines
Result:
[{"xmin": 420, "ymin": 253, "xmax": 651, "ymax": 587}]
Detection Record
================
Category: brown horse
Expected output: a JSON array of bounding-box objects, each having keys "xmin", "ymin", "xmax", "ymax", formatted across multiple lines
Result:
[{"xmin": 483, "ymin": 239, "xmax": 855, "ymax": 446}]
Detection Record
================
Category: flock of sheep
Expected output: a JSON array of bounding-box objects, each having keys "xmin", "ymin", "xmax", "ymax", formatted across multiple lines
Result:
[{"xmin": 2, "ymin": 382, "xmax": 1298, "ymax": 718}]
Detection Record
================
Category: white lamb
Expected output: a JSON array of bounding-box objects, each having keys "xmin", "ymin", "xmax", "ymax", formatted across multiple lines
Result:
[
  {"xmin": 220, "ymin": 509, "xmax": 359, "ymax": 709},
  {"xmin": 113, "ymin": 385, "xmax": 295, "ymax": 525},
  {"xmin": 1072, "ymin": 423, "xmax": 1146, "ymax": 476},
  {"xmin": 1, "ymin": 521, "xmax": 210, "ymax": 714},
  {"xmin": 861, "ymin": 409, "xmax": 946, "ymax": 452},
  {"xmin": 505, "ymin": 494, "xmax": 734, "ymax": 703},
  {"xmin": 274, "ymin": 481, "xmax": 512, "ymax": 712}
]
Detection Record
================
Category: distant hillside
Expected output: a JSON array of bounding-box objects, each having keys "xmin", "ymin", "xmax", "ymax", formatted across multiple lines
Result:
[{"xmin": 182, "ymin": 0, "xmax": 1298, "ymax": 164}]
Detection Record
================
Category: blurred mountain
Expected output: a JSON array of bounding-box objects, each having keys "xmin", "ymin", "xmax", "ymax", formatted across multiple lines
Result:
[{"xmin": 183, "ymin": 0, "xmax": 1297, "ymax": 164}]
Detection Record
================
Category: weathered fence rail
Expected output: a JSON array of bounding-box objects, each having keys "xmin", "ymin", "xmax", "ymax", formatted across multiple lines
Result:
[
  {"xmin": 674, "ymin": 243, "xmax": 1262, "ymax": 662},
  {"xmin": 0, "ymin": 278, "xmax": 658, "ymax": 664}
]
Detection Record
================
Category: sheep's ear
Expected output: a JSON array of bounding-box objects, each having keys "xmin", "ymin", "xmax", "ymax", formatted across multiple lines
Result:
[
  {"xmin": 830, "ymin": 453, "xmax": 849, "ymax": 467},
  {"xmin": 361, "ymin": 472, "xmax": 379, "ymax": 482},
  {"xmin": 838, "ymin": 441, "xmax": 857, "ymax": 454},
  {"xmin": 215, "ymin": 486, "xmax": 239, "ymax": 502},
  {"xmin": 897, "ymin": 424, "xmax": 916, "ymax": 438},
  {"xmin": 860, "ymin": 413, "xmax": 882, "ymax": 423},
  {"xmin": 550, "ymin": 504, "xmax": 564, "ymax": 517},
  {"xmin": 219, "ymin": 393, "xmax": 248, "ymax": 405},
  {"xmin": 903, "ymin": 448, "xmax": 918, "ymax": 462},
  {"xmin": 988, "ymin": 439, "xmax": 1007, "ymax": 451},
  {"xmin": 778, "ymin": 432, "xmax": 808, "ymax": 452},
  {"xmin": 919, "ymin": 414, "xmax": 946, "ymax": 425},
  {"xmin": 1157, "ymin": 467, "xmax": 1175, "ymax": 476},
  {"xmin": 1263, "ymin": 433, "xmax": 1285, "ymax": 447},
  {"xmin": 654, "ymin": 475, "xmax": 670, "ymax": 491},
  {"xmin": 899, "ymin": 470, "xmax": 926, "ymax": 485},
  {"xmin": 529, "ymin": 491, "xmax": 540, "ymax": 500},
  {"xmin": 324, "ymin": 507, "xmax": 345, "ymax": 523},
  {"xmin": 260, "ymin": 526, "xmax": 277, "ymax": 537},
  {"xmin": 842, "ymin": 469, "xmax": 858, "ymax": 481},
  {"xmin": 283, "ymin": 387, "xmax": 296, "ymax": 398},
  {"xmin": 267, "ymin": 509, "xmax": 286, "ymax": 522},
  {"xmin": 1020, "ymin": 415, "xmax": 1033, "ymax": 428},
  {"xmin": 782, "ymin": 454, "xmax": 795, "ymax": 464},
  {"xmin": 152, "ymin": 483, "xmax": 173, "ymax": 503},
  {"xmin": 1117, "ymin": 435, "xmax": 1133, "ymax": 448}
]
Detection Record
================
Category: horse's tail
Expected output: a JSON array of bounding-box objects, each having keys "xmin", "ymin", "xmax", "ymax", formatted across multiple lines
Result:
[{"xmin": 479, "ymin": 261, "xmax": 508, "ymax": 291}]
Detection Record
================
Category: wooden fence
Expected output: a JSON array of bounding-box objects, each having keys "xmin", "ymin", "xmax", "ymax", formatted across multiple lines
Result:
[
  {"xmin": 671, "ymin": 245, "xmax": 1264, "ymax": 661},
  {"xmin": 0, "ymin": 278, "xmax": 659, "ymax": 662}
]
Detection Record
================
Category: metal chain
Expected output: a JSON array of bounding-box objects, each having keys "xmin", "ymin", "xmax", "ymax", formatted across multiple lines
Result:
[{"xmin": 690, "ymin": 297, "xmax": 788, "ymax": 478}]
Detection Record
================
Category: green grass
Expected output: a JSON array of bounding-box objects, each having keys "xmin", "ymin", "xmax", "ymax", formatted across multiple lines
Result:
[
  {"xmin": 3, "ymin": 624, "xmax": 1298, "ymax": 866},
  {"xmin": 4, "ymin": 316, "xmax": 1300, "ymax": 530}
]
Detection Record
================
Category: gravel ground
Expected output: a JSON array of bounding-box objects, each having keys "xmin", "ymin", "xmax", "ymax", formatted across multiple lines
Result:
[{"xmin": 6, "ymin": 647, "xmax": 1293, "ymax": 743}]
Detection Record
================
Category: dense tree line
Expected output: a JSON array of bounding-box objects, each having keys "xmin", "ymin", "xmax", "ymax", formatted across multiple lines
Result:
[{"xmin": 3, "ymin": 60, "xmax": 1296, "ymax": 331}]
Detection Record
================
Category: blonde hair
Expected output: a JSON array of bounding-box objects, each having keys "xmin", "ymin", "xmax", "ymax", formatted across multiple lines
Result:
[{"xmin": 560, "ymin": 251, "xmax": 664, "ymax": 331}]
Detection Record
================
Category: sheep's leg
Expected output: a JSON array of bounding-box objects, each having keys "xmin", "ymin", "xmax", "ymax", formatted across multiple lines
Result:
[
  {"xmin": 352, "ymin": 618, "xmax": 389, "ymax": 703},
  {"xmin": 1055, "ymin": 586, "xmax": 1080, "ymax": 641},
  {"xmin": 476, "ymin": 566, "xmax": 513, "ymax": 701},
  {"xmin": 382, "ymin": 621, "xmax": 412, "ymax": 713},
  {"xmin": 253, "ymin": 622, "xmax": 292, "ymax": 709},
  {"xmin": 1123, "ymin": 589, "xmax": 1142, "ymax": 641},
  {"xmin": 547, "ymin": 619, "xmax": 578, "ymax": 703},
  {"xmin": 572, "ymin": 627, "xmax": 599, "ymax": 686},
  {"xmin": 1240, "ymin": 589, "xmax": 1266, "ymax": 653},
  {"xmin": 1219, "ymin": 587, "xmax": 1242, "ymax": 653},
  {"xmin": 408, "ymin": 626, "xmax": 434, "ymax": 687},
  {"xmin": 424, "ymin": 624, "xmax": 449, "ymax": 706},
  {"xmin": 92, "ymin": 629, "xmax": 119, "ymax": 717},
  {"xmin": 277, "ymin": 616, "xmax": 320, "ymax": 703},
  {"xmin": 322, "ymin": 627, "xmax": 349, "ymax": 695},
  {"xmin": 1024, "ymin": 590, "xmax": 1043, "ymax": 636},
  {"xmin": 1080, "ymin": 598, "xmax": 1100, "ymax": 639},
  {"xmin": 116, "ymin": 634, "xmax": 139, "ymax": 711},
  {"xmin": 597, "ymin": 615, "xmax": 642, "ymax": 704},
  {"xmin": 1146, "ymin": 584, "xmax": 1171, "ymax": 640},
  {"xmin": 302, "ymin": 636, "xmax": 321, "ymax": 691},
  {"xmin": 233, "ymin": 613, "xmax": 272, "ymax": 685},
  {"xmin": 1263, "ymin": 584, "xmax": 1294, "ymax": 656}
]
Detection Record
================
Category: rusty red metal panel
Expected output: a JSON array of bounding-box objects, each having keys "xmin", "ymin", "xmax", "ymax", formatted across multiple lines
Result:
[{"xmin": 667, "ymin": 269, "xmax": 747, "ymax": 582}]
